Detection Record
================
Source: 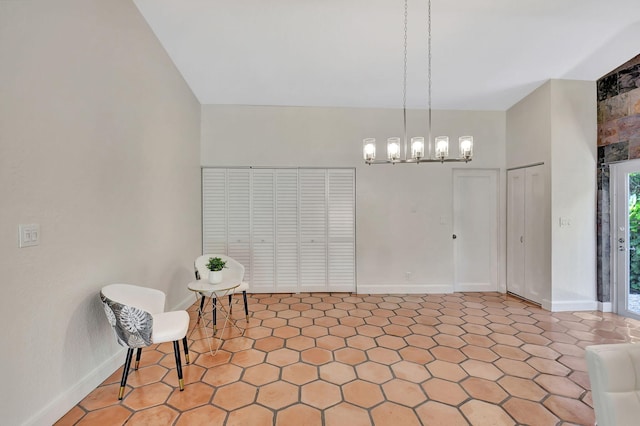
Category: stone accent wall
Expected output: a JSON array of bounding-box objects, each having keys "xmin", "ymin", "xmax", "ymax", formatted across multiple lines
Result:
[{"xmin": 596, "ymin": 54, "xmax": 640, "ymax": 302}]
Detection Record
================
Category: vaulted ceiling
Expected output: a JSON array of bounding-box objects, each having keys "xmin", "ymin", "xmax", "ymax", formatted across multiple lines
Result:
[{"xmin": 133, "ymin": 0, "xmax": 640, "ymax": 110}]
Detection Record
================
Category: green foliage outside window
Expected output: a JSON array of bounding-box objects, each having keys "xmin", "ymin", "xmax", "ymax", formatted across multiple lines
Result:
[{"xmin": 629, "ymin": 173, "xmax": 640, "ymax": 293}]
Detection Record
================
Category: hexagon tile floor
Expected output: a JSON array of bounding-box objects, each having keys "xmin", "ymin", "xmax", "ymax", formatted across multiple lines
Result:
[{"xmin": 56, "ymin": 292, "xmax": 640, "ymax": 425}]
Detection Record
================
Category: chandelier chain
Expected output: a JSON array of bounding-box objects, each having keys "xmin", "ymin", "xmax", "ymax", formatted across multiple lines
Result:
[
  {"xmin": 428, "ymin": 0, "xmax": 432, "ymax": 146},
  {"xmin": 403, "ymin": 0, "xmax": 408, "ymax": 149}
]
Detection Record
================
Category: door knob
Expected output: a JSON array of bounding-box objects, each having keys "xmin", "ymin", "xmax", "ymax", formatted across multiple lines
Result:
[{"xmin": 452, "ymin": 234, "xmax": 457, "ymax": 239}]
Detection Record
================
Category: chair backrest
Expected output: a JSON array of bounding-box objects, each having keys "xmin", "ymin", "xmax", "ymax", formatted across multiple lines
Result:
[
  {"xmin": 100, "ymin": 284, "xmax": 165, "ymax": 348},
  {"xmin": 586, "ymin": 343, "xmax": 640, "ymax": 426},
  {"xmin": 195, "ymin": 254, "xmax": 245, "ymax": 283}
]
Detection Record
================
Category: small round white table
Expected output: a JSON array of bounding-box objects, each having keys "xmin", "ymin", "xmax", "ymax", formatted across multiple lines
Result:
[{"xmin": 187, "ymin": 279, "xmax": 242, "ymax": 354}]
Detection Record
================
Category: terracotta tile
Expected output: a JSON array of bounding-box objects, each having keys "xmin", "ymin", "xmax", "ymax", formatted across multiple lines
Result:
[
  {"xmin": 433, "ymin": 334, "xmax": 466, "ymax": 348},
  {"xmin": 460, "ymin": 400, "xmax": 515, "ymax": 426},
  {"xmin": 314, "ymin": 316, "xmax": 339, "ymax": 327},
  {"xmin": 127, "ymin": 405, "xmax": 178, "ymax": 425},
  {"xmin": 329, "ymin": 324, "xmax": 357, "ymax": 338},
  {"xmin": 461, "ymin": 323, "xmax": 492, "ymax": 335},
  {"xmin": 256, "ymin": 381, "xmax": 298, "ymax": 409},
  {"xmin": 461, "ymin": 345, "xmax": 498, "ymax": 362},
  {"xmin": 356, "ymin": 324, "xmax": 385, "ymax": 337},
  {"xmin": 364, "ymin": 315, "xmax": 391, "ymax": 326},
  {"xmin": 543, "ymin": 395, "xmax": 595, "ymax": 425},
  {"xmin": 281, "ymin": 362, "xmax": 319, "ymax": 385},
  {"xmin": 421, "ymin": 378, "xmax": 469, "ymax": 405},
  {"xmin": 194, "ymin": 349, "xmax": 232, "ymax": 368},
  {"xmin": 569, "ymin": 370, "xmax": 591, "ymax": 391},
  {"xmin": 202, "ymin": 363, "xmax": 243, "ymax": 387},
  {"xmin": 343, "ymin": 380, "xmax": 385, "ymax": 408},
  {"xmin": 384, "ymin": 324, "xmax": 412, "ymax": 337},
  {"xmin": 521, "ymin": 344, "xmax": 560, "ymax": 360},
  {"xmin": 273, "ymin": 325, "xmax": 300, "ymax": 339},
  {"xmin": 266, "ymin": 348, "xmax": 300, "ymax": 367},
  {"xmin": 167, "ymin": 382, "xmax": 213, "ymax": 411},
  {"xmin": 527, "ymin": 357, "xmax": 571, "ymax": 376},
  {"xmin": 334, "ymin": 347, "xmax": 367, "ymax": 365},
  {"xmin": 436, "ymin": 323, "xmax": 465, "ymax": 336},
  {"xmin": 301, "ymin": 347, "xmax": 333, "ymax": 365},
  {"xmin": 221, "ymin": 336, "xmax": 254, "ymax": 353},
  {"xmin": 491, "ymin": 344, "xmax": 529, "ymax": 361},
  {"xmin": 356, "ymin": 361, "xmax": 393, "ymax": 384},
  {"xmin": 557, "ymin": 355, "xmax": 588, "ymax": 372},
  {"xmin": 286, "ymin": 335, "xmax": 315, "ymax": 351},
  {"xmin": 461, "ymin": 359, "xmax": 504, "ymax": 381},
  {"xmin": 315, "ymin": 335, "xmax": 346, "ymax": 350},
  {"xmin": 242, "ymin": 363, "xmax": 280, "ymax": 386},
  {"xmin": 460, "ymin": 333, "xmax": 495, "ymax": 348},
  {"xmin": 126, "ymin": 365, "xmax": 168, "ymax": 387},
  {"xmin": 122, "ymin": 382, "xmax": 173, "ymax": 411},
  {"xmin": 498, "ymin": 376, "xmax": 547, "ymax": 401},
  {"xmin": 75, "ymin": 405, "xmax": 131, "ymax": 425},
  {"xmin": 212, "ymin": 382, "xmax": 257, "ymax": 411},
  {"xmin": 320, "ymin": 362, "xmax": 356, "ymax": 384},
  {"xmin": 398, "ymin": 346, "xmax": 434, "ymax": 364},
  {"xmin": 535, "ymin": 374, "xmax": 584, "ymax": 398},
  {"xmin": 370, "ymin": 402, "xmax": 421, "ymax": 426},
  {"xmin": 175, "ymin": 405, "xmax": 227, "ymax": 425},
  {"xmin": 262, "ymin": 317, "xmax": 287, "ymax": 329},
  {"xmin": 301, "ymin": 380, "xmax": 342, "ymax": 409},
  {"xmin": 230, "ymin": 348, "xmax": 266, "ymax": 368},
  {"xmin": 79, "ymin": 383, "xmax": 124, "ymax": 411},
  {"xmin": 227, "ymin": 405, "xmax": 274, "ymax": 426},
  {"xmin": 163, "ymin": 364, "xmax": 205, "ymax": 387},
  {"xmin": 253, "ymin": 336, "xmax": 284, "ymax": 352},
  {"xmin": 517, "ymin": 332, "xmax": 551, "ymax": 345},
  {"xmin": 301, "ymin": 309, "xmax": 324, "ymax": 319},
  {"xmin": 288, "ymin": 316, "xmax": 314, "ymax": 328},
  {"xmin": 375, "ymin": 334, "xmax": 407, "ymax": 350},
  {"xmin": 430, "ymin": 346, "xmax": 467, "ymax": 363},
  {"xmin": 439, "ymin": 314, "xmax": 465, "ymax": 325},
  {"xmin": 54, "ymin": 406, "xmax": 85, "ymax": 425},
  {"xmin": 426, "ymin": 360, "xmax": 469, "ymax": 382},
  {"xmin": 346, "ymin": 335, "xmax": 376, "ymax": 350},
  {"xmin": 382, "ymin": 379, "xmax": 427, "ymax": 407},
  {"xmin": 276, "ymin": 404, "xmax": 322, "ymax": 426},
  {"xmin": 391, "ymin": 360, "xmax": 431, "ymax": 383},
  {"xmin": 325, "ymin": 403, "xmax": 372, "ymax": 426},
  {"xmin": 461, "ymin": 377, "xmax": 508, "ymax": 404},
  {"xmin": 494, "ymin": 358, "xmax": 538, "ymax": 379},
  {"xmin": 349, "ymin": 309, "xmax": 373, "ymax": 319},
  {"xmin": 549, "ymin": 342, "xmax": 584, "ymax": 357},
  {"xmin": 300, "ymin": 325, "xmax": 328, "ymax": 338},
  {"xmin": 488, "ymin": 332, "xmax": 524, "ymax": 347},
  {"xmin": 415, "ymin": 401, "xmax": 470, "ymax": 426},
  {"xmin": 367, "ymin": 347, "xmax": 402, "ymax": 365}
]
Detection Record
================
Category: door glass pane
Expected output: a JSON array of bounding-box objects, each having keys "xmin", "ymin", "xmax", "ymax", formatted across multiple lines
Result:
[{"xmin": 628, "ymin": 172, "xmax": 640, "ymax": 314}]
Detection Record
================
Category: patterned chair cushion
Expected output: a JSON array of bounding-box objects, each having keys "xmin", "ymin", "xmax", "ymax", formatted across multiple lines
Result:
[{"xmin": 101, "ymin": 292, "xmax": 153, "ymax": 348}]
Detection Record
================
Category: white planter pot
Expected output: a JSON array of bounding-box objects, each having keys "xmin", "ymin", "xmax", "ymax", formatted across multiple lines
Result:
[{"xmin": 208, "ymin": 270, "xmax": 222, "ymax": 284}]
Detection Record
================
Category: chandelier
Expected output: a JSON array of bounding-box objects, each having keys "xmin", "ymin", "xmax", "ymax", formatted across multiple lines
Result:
[{"xmin": 362, "ymin": 0, "xmax": 473, "ymax": 165}]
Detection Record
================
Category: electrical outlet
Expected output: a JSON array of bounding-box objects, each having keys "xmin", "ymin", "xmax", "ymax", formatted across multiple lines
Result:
[
  {"xmin": 405, "ymin": 271, "xmax": 412, "ymax": 281},
  {"xmin": 19, "ymin": 224, "xmax": 40, "ymax": 248}
]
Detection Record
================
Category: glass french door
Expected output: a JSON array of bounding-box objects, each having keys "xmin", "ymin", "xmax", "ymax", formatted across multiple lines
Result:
[{"xmin": 612, "ymin": 160, "xmax": 640, "ymax": 320}]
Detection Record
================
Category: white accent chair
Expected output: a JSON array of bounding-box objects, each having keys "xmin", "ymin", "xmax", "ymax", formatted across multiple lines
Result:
[
  {"xmin": 586, "ymin": 342, "xmax": 640, "ymax": 426},
  {"xmin": 194, "ymin": 254, "xmax": 250, "ymax": 333},
  {"xmin": 100, "ymin": 284, "xmax": 190, "ymax": 400}
]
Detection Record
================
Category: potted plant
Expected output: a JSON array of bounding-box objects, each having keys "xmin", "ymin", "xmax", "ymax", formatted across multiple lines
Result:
[{"xmin": 206, "ymin": 257, "xmax": 227, "ymax": 284}]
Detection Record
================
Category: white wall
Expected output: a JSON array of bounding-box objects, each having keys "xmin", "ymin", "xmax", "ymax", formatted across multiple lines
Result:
[
  {"xmin": 506, "ymin": 80, "xmax": 598, "ymax": 310},
  {"xmin": 201, "ymin": 105, "xmax": 507, "ymax": 293},
  {"xmin": 0, "ymin": 1, "xmax": 201, "ymax": 424},
  {"xmin": 550, "ymin": 80, "xmax": 597, "ymax": 305}
]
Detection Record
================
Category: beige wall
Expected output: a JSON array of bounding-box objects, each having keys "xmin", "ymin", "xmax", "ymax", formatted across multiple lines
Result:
[
  {"xmin": 506, "ymin": 80, "xmax": 597, "ymax": 310},
  {"xmin": 0, "ymin": 1, "xmax": 201, "ymax": 424},
  {"xmin": 550, "ymin": 80, "xmax": 597, "ymax": 304},
  {"xmin": 201, "ymin": 105, "xmax": 507, "ymax": 293}
]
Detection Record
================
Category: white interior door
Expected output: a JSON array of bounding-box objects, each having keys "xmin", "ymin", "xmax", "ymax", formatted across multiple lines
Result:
[
  {"xmin": 453, "ymin": 169, "xmax": 499, "ymax": 292},
  {"xmin": 523, "ymin": 165, "xmax": 545, "ymax": 303},
  {"xmin": 612, "ymin": 160, "xmax": 640, "ymax": 321},
  {"xmin": 507, "ymin": 169, "xmax": 525, "ymax": 297}
]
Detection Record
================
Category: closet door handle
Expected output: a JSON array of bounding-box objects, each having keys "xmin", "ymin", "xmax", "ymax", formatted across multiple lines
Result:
[{"xmin": 520, "ymin": 236, "xmax": 524, "ymax": 243}]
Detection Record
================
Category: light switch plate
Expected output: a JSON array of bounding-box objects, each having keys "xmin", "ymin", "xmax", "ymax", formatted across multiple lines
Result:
[{"xmin": 19, "ymin": 224, "xmax": 40, "ymax": 247}]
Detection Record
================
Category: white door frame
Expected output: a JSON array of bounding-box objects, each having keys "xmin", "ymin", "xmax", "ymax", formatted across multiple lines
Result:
[
  {"xmin": 611, "ymin": 159, "xmax": 640, "ymax": 320},
  {"xmin": 453, "ymin": 168, "xmax": 500, "ymax": 292}
]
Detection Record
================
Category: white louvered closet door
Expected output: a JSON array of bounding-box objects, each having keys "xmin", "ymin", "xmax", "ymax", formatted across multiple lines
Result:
[
  {"xmin": 202, "ymin": 169, "xmax": 227, "ymax": 255},
  {"xmin": 299, "ymin": 169, "xmax": 328, "ymax": 291},
  {"xmin": 227, "ymin": 169, "xmax": 251, "ymax": 283},
  {"xmin": 275, "ymin": 169, "xmax": 299, "ymax": 292},
  {"xmin": 252, "ymin": 169, "xmax": 276, "ymax": 291},
  {"xmin": 328, "ymin": 169, "xmax": 355, "ymax": 291}
]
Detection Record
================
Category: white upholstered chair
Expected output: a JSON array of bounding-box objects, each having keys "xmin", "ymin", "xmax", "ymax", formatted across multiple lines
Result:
[
  {"xmin": 194, "ymin": 254, "xmax": 250, "ymax": 332},
  {"xmin": 586, "ymin": 342, "xmax": 640, "ymax": 426},
  {"xmin": 100, "ymin": 284, "xmax": 190, "ymax": 400}
]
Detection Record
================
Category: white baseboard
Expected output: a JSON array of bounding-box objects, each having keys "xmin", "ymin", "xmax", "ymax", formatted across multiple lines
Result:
[
  {"xmin": 24, "ymin": 348, "xmax": 125, "ymax": 426},
  {"xmin": 174, "ymin": 293, "xmax": 197, "ymax": 310},
  {"xmin": 542, "ymin": 298, "xmax": 599, "ymax": 312},
  {"xmin": 355, "ymin": 284, "xmax": 454, "ymax": 294},
  {"xmin": 598, "ymin": 301, "xmax": 612, "ymax": 312}
]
